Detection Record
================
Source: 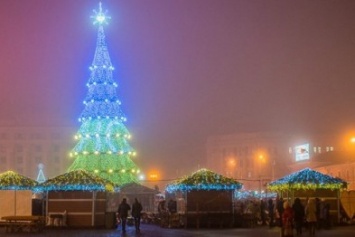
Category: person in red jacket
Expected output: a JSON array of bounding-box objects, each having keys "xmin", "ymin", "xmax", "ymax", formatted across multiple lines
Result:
[{"xmin": 282, "ymin": 201, "xmax": 294, "ymax": 237}]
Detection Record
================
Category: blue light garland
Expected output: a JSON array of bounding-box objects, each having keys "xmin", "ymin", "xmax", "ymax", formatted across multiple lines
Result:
[
  {"xmin": 0, "ymin": 171, "xmax": 38, "ymax": 191},
  {"xmin": 166, "ymin": 168, "xmax": 242, "ymax": 193},
  {"xmin": 268, "ymin": 168, "xmax": 347, "ymax": 191},
  {"xmin": 37, "ymin": 170, "xmax": 115, "ymax": 192}
]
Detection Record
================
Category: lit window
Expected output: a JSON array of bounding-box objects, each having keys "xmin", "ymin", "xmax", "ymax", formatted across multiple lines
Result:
[
  {"xmin": 288, "ymin": 147, "xmax": 292, "ymax": 154},
  {"xmin": 318, "ymin": 147, "xmax": 322, "ymax": 153},
  {"xmin": 313, "ymin": 147, "xmax": 317, "ymax": 153}
]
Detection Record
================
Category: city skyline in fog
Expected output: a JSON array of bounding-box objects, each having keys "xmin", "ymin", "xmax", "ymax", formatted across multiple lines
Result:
[{"xmin": 2, "ymin": 0, "xmax": 355, "ymax": 180}]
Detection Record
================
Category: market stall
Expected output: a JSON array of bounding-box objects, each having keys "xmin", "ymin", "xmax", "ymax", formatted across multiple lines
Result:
[
  {"xmin": 166, "ymin": 168, "xmax": 242, "ymax": 228},
  {"xmin": 0, "ymin": 171, "xmax": 37, "ymax": 218},
  {"xmin": 267, "ymin": 168, "xmax": 347, "ymax": 224},
  {"xmin": 37, "ymin": 169, "xmax": 114, "ymax": 227}
]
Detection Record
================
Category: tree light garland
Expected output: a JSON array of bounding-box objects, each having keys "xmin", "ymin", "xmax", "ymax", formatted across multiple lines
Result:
[{"xmin": 67, "ymin": 3, "xmax": 140, "ymax": 186}]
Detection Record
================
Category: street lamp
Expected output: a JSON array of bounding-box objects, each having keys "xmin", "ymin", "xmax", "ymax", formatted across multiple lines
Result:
[
  {"xmin": 258, "ymin": 154, "xmax": 265, "ymax": 197},
  {"xmin": 258, "ymin": 154, "xmax": 266, "ymax": 175},
  {"xmin": 149, "ymin": 173, "xmax": 158, "ymax": 180},
  {"xmin": 147, "ymin": 169, "xmax": 160, "ymax": 181},
  {"xmin": 225, "ymin": 156, "xmax": 237, "ymax": 178}
]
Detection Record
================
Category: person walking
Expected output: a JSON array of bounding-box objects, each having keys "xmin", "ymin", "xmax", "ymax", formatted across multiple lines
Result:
[
  {"xmin": 260, "ymin": 199, "xmax": 267, "ymax": 226},
  {"xmin": 276, "ymin": 197, "xmax": 284, "ymax": 227},
  {"xmin": 292, "ymin": 198, "xmax": 305, "ymax": 236},
  {"xmin": 267, "ymin": 198, "xmax": 275, "ymax": 228},
  {"xmin": 132, "ymin": 198, "xmax": 143, "ymax": 232},
  {"xmin": 117, "ymin": 198, "xmax": 131, "ymax": 233},
  {"xmin": 282, "ymin": 201, "xmax": 294, "ymax": 237},
  {"xmin": 168, "ymin": 199, "xmax": 177, "ymax": 214},
  {"xmin": 305, "ymin": 198, "xmax": 317, "ymax": 236}
]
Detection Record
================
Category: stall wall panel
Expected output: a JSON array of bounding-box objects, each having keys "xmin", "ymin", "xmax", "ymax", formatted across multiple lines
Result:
[
  {"xmin": 49, "ymin": 191, "xmax": 94, "ymax": 199},
  {"xmin": 47, "ymin": 191, "xmax": 106, "ymax": 227},
  {"xmin": 95, "ymin": 200, "xmax": 106, "ymax": 211},
  {"xmin": 187, "ymin": 190, "xmax": 233, "ymax": 212},
  {"xmin": 94, "ymin": 213, "xmax": 105, "ymax": 226},
  {"xmin": 48, "ymin": 200, "xmax": 93, "ymax": 212},
  {"xmin": 0, "ymin": 190, "xmax": 32, "ymax": 218}
]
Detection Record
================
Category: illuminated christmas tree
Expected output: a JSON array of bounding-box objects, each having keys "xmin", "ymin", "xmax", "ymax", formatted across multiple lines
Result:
[
  {"xmin": 36, "ymin": 163, "xmax": 46, "ymax": 183},
  {"xmin": 68, "ymin": 3, "xmax": 140, "ymax": 186}
]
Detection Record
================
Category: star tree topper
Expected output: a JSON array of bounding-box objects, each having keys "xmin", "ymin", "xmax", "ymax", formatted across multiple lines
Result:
[{"xmin": 91, "ymin": 2, "xmax": 111, "ymax": 25}]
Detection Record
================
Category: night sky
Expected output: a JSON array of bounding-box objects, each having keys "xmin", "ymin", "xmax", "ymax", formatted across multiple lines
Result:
[{"xmin": 1, "ymin": 0, "xmax": 355, "ymax": 180}]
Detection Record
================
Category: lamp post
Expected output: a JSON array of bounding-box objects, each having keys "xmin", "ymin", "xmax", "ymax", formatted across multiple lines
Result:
[
  {"xmin": 258, "ymin": 155, "xmax": 264, "ymax": 197},
  {"xmin": 227, "ymin": 157, "xmax": 236, "ymax": 178}
]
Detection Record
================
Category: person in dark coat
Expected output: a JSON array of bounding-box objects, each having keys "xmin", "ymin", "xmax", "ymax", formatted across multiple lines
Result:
[
  {"xmin": 117, "ymin": 198, "xmax": 131, "ymax": 233},
  {"xmin": 292, "ymin": 198, "xmax": 305, "ymax": 236},
  {"xmin": 267, "ymin": 198, "xmax": 275, "ymax": 228},
  {"xmin": 276, "ymin": 197, "xmax": 284, "ymax": 227},
  {"xmin": 260, "ymin": 199, "xmax": 267, "ymax": 225},
  {"xmin": 315, "ymin": 198, "xmax": 321, "ymax": 229},
  {"xmin": 322, "ymin": 203, "xmax": 331, "ymax": 229},
  {"xmin": 168, "ymin": 199, "xmax": 177, "ymax": 214},
  {"xmin": 131, "ymin": 198, "xmax": 143, "ymax": 232}
]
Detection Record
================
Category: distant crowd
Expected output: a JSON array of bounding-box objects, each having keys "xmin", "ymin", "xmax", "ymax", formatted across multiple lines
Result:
[{"xmin": 236, "ymin": 196, "xmax": 338, "ymax": 236}]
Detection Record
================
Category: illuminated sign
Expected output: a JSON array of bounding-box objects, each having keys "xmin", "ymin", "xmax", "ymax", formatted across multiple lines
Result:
[{"xmin": 295, "ymin": 144, "xmax": 310, "ymax": 162}]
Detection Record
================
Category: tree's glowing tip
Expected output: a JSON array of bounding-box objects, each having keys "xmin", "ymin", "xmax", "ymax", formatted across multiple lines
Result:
[{"xmin": 91, "ymin": 2, "xmax": 111, "ymax": 25}]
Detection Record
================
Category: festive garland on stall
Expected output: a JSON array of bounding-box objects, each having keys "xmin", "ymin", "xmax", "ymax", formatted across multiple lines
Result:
[
  {"xmin": 166, "ymin": 168, "xmax": 242, "ymax": 193},
  {"xmin": 268, "ymin": 168, "xmax": 347, "ymax": 191},
  {"xmin": 0, "ymin": 171, "xmax": 38, "ymax": 190},
  {"xmin": 37, "ymin": 169, "xmax": 114, "ymax": 192}
]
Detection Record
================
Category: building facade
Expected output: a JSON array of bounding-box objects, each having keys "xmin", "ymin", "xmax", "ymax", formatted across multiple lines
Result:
[
  {"xmin": 315, "ymin": 162, "xmax": 355, "ymax": 190},
  {"xmin": 0, "ymin": 126, "xmax": 75, "ymax": 180},
  {"xmin": 205, "ymin": 132, "xmax": 343, "ymax": 190}
]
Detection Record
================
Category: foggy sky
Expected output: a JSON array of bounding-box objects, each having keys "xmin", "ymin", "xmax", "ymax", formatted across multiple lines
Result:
[{"xmin": 1, "ymin": 0, "xmax": 355, "ymax": 180}]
